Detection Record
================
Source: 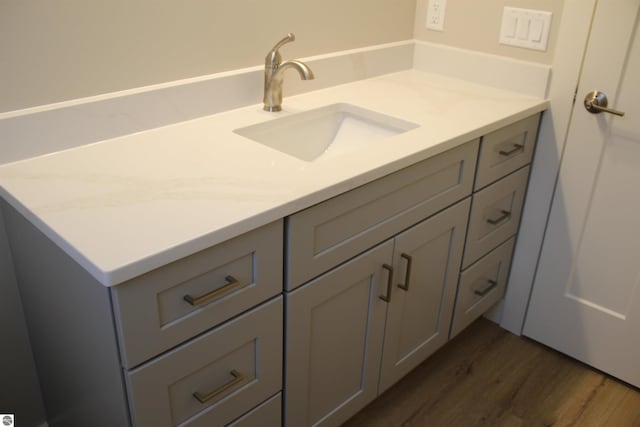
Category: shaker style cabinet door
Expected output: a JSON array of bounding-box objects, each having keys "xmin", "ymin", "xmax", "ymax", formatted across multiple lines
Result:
[
  {"xmin": 285, "ymin": 240, "xmax": 394, "ymax": 427},
  {"xmin": 378, "ymin": 199, "xmax": 469, "ymax": 392}
]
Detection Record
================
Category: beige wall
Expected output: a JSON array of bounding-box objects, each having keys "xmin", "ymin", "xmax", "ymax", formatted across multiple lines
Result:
[
  {"xmin": 0, "ymin": 0, "xmax": 416, "ymax": 113},
  {"xmin": 414, "ymin": 0, "xmax": 564, "ymax": 64}
]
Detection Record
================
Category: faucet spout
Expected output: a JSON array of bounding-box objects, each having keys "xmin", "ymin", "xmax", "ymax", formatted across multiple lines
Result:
[
  {"xmin": 263, "ymin": 34, "xmax": 315, "ymax": 112},
  {"xmin": 276, "ymin": 60, "xmax": 315, "ymax": 81}
]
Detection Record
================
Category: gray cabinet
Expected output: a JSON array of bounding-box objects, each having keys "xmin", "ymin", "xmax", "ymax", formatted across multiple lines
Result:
[
  {"xmin": 284, "ymin": 145, "xmax": 475, "ymax": 427},
  {"xmin": 4, "ymin": 207, "xmax": 285, "ymax": 427},
  {"xmin": 285, "ymin": 114, "xmax": 542, "ymax": 426},
  {"xmin": 286, "ymin": 201, "xmax": 469, "ymax": 426},
  {"xmin": 4, "ymin": 114, "xmax": 542, "ymax": 427},
  {"xmin": 285, "ymin": 240, "xmax": 393, "ymax": 427},
  {"xmin": 379, "ymin": 199, "xmax": 468, "ymax": 392},
  {"xmin": 115, "ymin": 221, "xmax": 285, "ymax": 427},
  {"xmin": 451, "ymin": 114, "xmax": 540, "ymax": 338}
]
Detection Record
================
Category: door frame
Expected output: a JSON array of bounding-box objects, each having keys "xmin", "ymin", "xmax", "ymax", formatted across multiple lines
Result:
[{"xmin": 501, "ymin": 0, "xmax": 598, "ymax": 334}]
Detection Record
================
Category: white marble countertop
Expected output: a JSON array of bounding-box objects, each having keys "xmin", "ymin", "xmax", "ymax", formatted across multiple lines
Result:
[{"xmin": 0, "ymin": 69, "xmax": 548, "ymax": 286}]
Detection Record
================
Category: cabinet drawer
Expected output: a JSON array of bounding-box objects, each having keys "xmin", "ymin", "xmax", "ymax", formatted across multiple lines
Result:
[
  {"xmin": 126, "ymin": 297, "xmax": 282, "ymax": 427},
  {"xmin": 463, "ymin": 166, "xmax": 529, "ymax": 268},
  {"xmin": 286, "ymin": 141, "xmax": 478, "ymax": 290},
  {"xmin": 450, "ymin": 238, "xmax": 515, "ymax": 338},
  {"xmin": 112, "ymin": 220, "xmax": 283, "ymax": 368},
  {"xmin": 475, "ymin": 114, "xmax": 539, "ymax": 190},
  {"xmin": 228, "ymin": 393, "xmax": 281, "ymax": 427}
]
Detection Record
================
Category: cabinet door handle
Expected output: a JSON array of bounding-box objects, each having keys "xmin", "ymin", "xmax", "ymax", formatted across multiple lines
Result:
[
  {"xmin": 397, "ymin": 253, "xmax": 412, "ymax": 291},
  {"xmin": 192, "ymin": 370, "xmax": 244, "ymax": 404},
  {"xmin": 499, "ymin": 143, "xmax": 524, "ymax": 156},
  {"xmin": 486, "ymin": 210, "xmax": 512, "ymax": 225},
  {"xmin": 183, "ymin": 275, "xmax": 240, "ymax": 306},
  {"xmin": 379, "ymin": 264, "xmax": 394, "ymax": 302},
  {"xmin": 474, "ymin": 279, "xmax": 498, "ymax": 297}
]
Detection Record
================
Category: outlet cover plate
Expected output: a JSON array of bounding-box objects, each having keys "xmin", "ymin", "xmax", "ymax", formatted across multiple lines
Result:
[
  {"xmin": 426, "ymin": 0, "xmax": 447, "ymax": 31},
  {"xmin": 500, "ymin": 7, "xmax": 552, "ymax": 51}
]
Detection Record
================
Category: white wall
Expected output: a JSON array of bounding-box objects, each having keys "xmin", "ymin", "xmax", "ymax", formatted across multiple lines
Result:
[
  {"xmin": 0, "ymin": 0, "xmax": 416, "ymax": 113},
  {"xmin": 414, "ymin": 0, "xmax": 565, "ymax": 64}
]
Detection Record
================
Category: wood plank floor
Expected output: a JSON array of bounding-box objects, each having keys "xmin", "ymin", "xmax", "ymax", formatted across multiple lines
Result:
[{"xmin": 343, "ymin": 318, "xmax": 640, "ymax": 427}]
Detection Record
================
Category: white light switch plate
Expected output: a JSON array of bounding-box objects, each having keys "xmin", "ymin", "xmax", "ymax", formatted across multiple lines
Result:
[
  {"xmin": 500, "ymin": 7, "xmax": 552, "ymax": 51},
  {"xmin": 426, "ymin": 0, "xmax": 447, "ymax": 31}
]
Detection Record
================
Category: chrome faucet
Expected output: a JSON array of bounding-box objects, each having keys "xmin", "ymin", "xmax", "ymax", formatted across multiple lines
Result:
[{"xmin": 263, "ymin": 33, "xmax": 315, "ymax": 112}]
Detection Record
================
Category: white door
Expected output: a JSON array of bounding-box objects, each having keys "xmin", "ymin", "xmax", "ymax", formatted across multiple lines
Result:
[{"xmin": 524, "ymin": 0, "xmax": 640, "ymax": 388}]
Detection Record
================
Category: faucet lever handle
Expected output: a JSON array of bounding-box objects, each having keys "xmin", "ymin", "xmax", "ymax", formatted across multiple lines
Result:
[
  {"xmin": 266, "ymin": 33, "xmax": 295, "ymax": 65},
  {"xmin": 271, "ymin": 33, "xmax": 295, "ymax": 52}
]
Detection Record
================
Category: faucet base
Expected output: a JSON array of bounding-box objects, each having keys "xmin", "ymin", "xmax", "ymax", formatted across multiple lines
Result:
[{"xmin": 263, "ymin": 105, "xmax": 282, "ymax": 112}]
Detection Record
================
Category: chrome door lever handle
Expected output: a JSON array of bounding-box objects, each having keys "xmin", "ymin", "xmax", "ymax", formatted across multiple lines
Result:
[{"xmin": 584, "ymin": 91, "xmax": 625, "ymax": 117}]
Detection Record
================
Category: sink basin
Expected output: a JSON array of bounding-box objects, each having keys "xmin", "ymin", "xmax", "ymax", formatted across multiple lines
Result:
[{"xmin": 234, "ymin": 103, "xmax": 419, "ymax": 161}]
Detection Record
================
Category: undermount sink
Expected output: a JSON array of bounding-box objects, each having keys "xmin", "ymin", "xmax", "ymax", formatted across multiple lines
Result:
[{"xmin": 234, "ymin": 103, "xmax": 419, "ymax": 162}]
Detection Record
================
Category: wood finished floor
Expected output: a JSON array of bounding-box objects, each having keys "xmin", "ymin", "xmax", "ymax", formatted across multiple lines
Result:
[{"xmin": 343, "ymin": 318, "xmax": 640, "ymax": 427}]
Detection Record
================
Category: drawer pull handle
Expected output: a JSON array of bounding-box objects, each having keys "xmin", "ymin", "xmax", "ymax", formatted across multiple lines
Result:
[
  {"xmin": 499, "ymin": 143, "xmax": 524, "ymax": 156},
  {"xmin": 486, "ymin": 210, "xmax": 512, "ymax": 225},
  {"xmin": 474, "ymin": 279, "xmax": 498, "ymax": 297},
  {"xmin": 379, "ymin": 264, "xmax": 394, "ymax": 302},
  {"xmin": 183, "ymin": 275, "xmax": 240, "ymax": 306},
  {"xmin": 398, "ymin": 253, "xmax": 413, "ymax": 291},
  {"xmin": 193, "ymin": 370, "xmax": 244, "ymax": 404}
]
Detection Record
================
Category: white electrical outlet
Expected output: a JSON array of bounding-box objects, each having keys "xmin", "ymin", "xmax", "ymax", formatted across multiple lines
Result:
[{"xmin": 426, "ymin": 0, "xmax": 447, "ymax": 31}]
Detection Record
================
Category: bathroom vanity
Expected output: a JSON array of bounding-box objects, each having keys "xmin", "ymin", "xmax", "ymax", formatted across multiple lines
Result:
[{"xmin": 0, "ymin": 69, "xmax": 545, "ymax": 427}]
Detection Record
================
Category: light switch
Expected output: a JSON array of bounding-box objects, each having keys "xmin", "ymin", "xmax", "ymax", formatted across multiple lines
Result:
[
  {"xmin": 530, "ymin": 18, "xmax": 544, "ymax": 42},
  {"xmin": 516, "ymin": 18, "xmax": 530, "ymax": 40},
  {"xmin": 504, "ymin": 15, "xmax": 517, "ymax": 38},
  {"xmin": 499, "ymin": 7, "xmax": 552, "ymax": 51}
]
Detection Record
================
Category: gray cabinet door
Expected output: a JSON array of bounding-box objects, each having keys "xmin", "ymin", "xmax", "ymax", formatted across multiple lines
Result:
[
  {"xmin": 378, "ymin": 199, "xmax": 469, "ymax": 392},
  {"xmin": 285, "ymin": 240, "xmax": 394, "ymax": 427}
]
